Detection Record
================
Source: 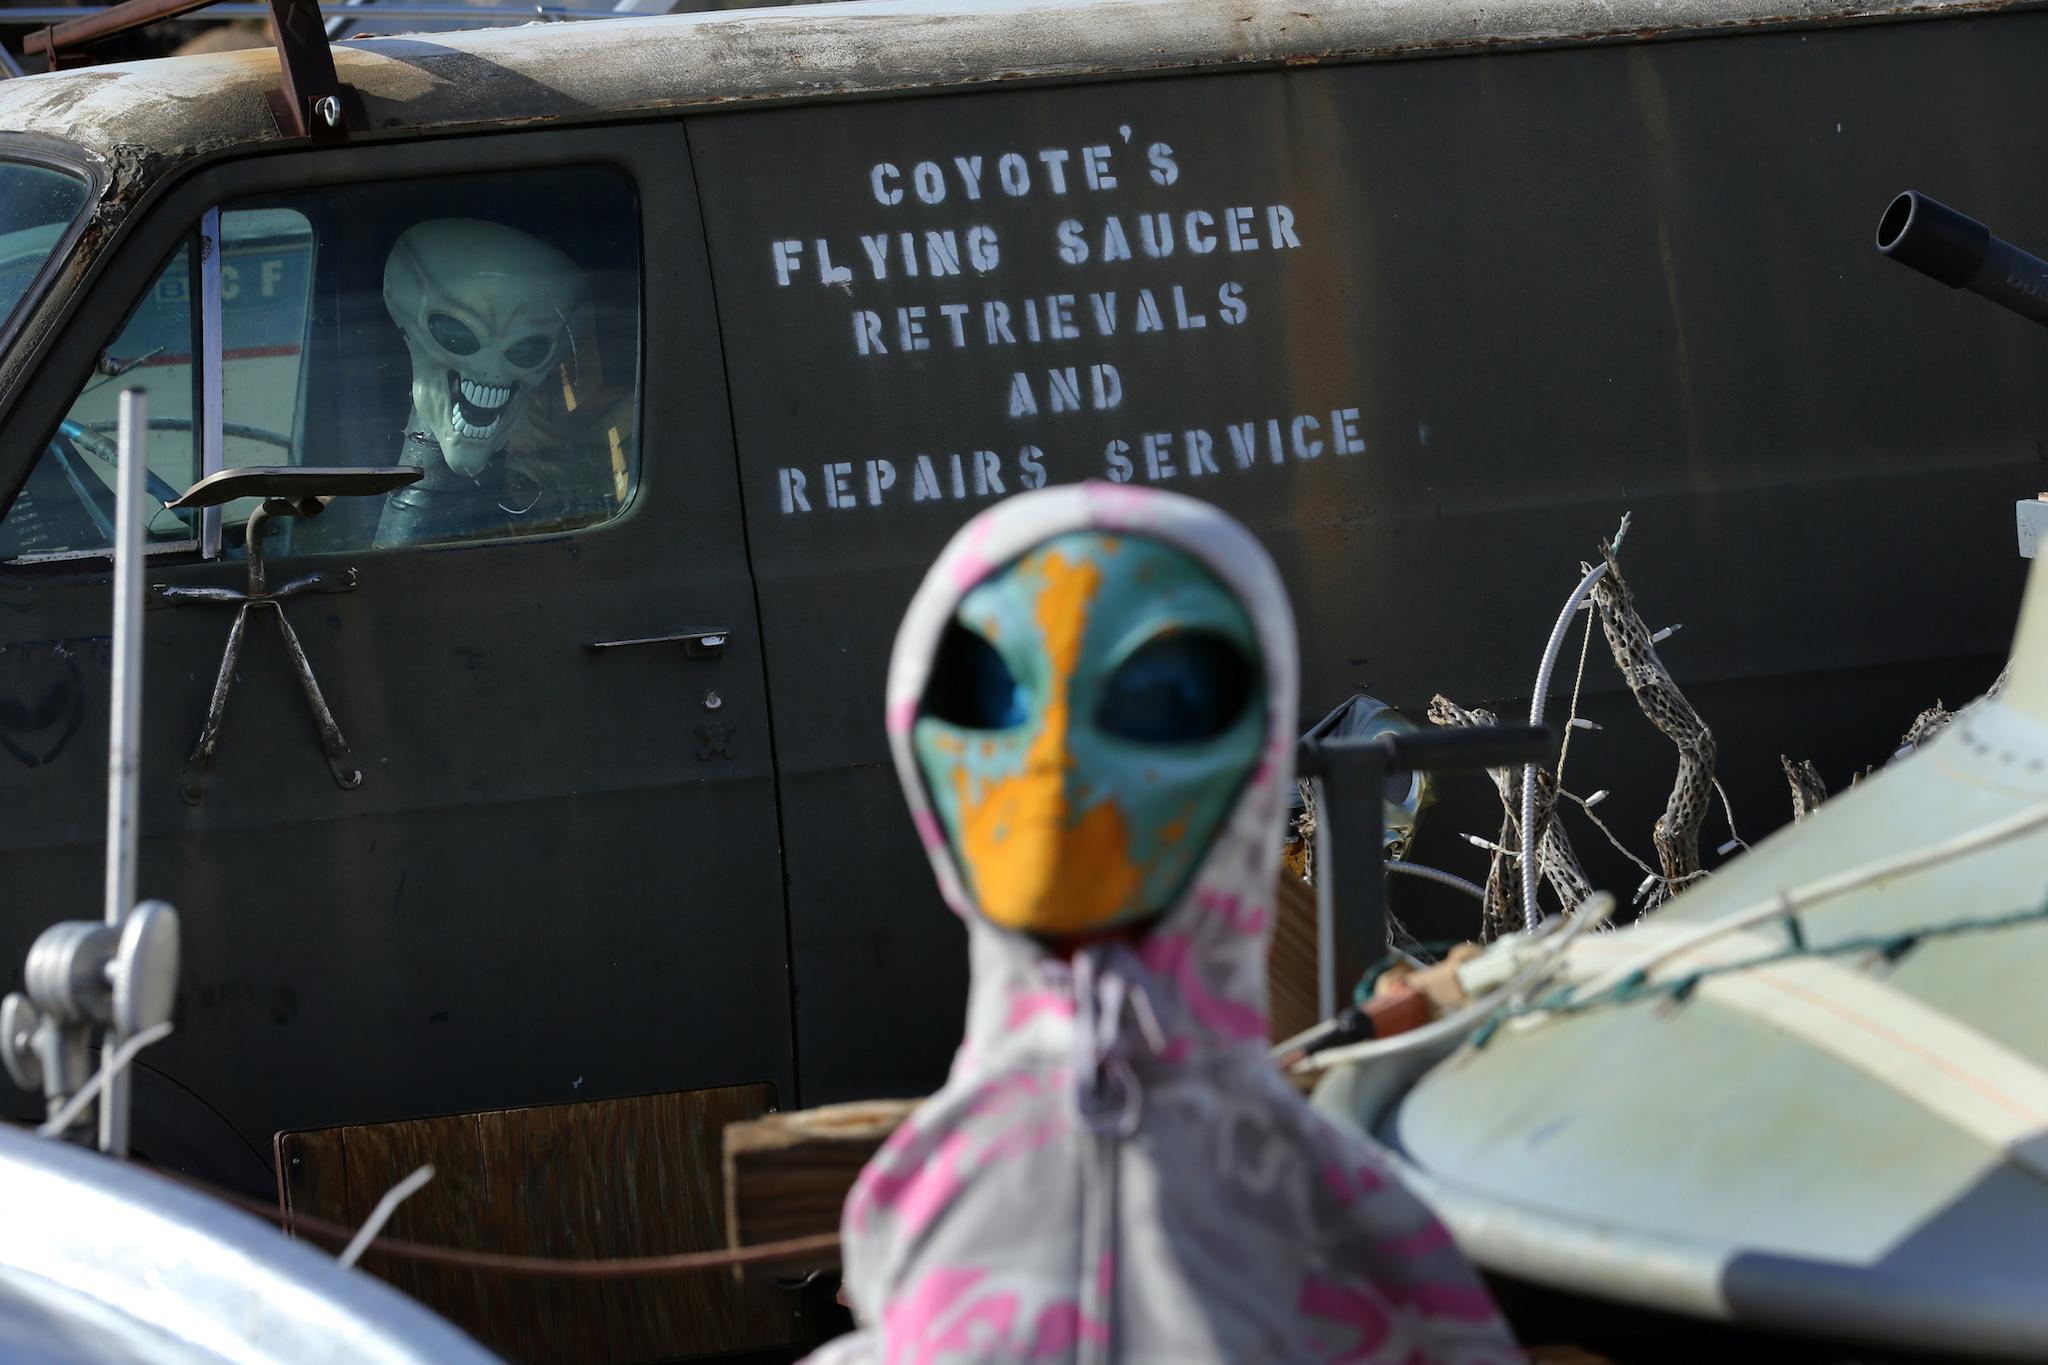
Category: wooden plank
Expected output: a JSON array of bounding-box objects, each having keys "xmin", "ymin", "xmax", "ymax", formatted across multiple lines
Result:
[
  {"xmin": 275, "ymin": 1126, "xmax": 350, "ymax": 1249},
  {"xmin": 340, "ymin": 1111, "xmax": 501, "ymax": 1349},
  {"xmin": 724, "ymin": 1099, "xmax": 918, "ymax": 1267},
  {"xmin": 476, "ymin": 1105, "xmax": 609, "ymax": 1365},
  {"xmin": 514, "ymin": 1097, "xmax": 623, "ymax": 1364},
  {"xmin": 276, "ymin": 1084, "xmax": 796, "ymax": 1364},
  {"xmin": 1268, "ymin": 870, "xmax": 1321, "ymax": 1045},
  {"xmin": 598, "ymin": 1085, "xmax": 788, "ymax": 1359}
]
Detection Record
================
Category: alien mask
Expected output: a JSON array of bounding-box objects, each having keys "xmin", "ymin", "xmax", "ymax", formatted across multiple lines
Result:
[
  {"xmin": 912, "ymin": 531, "xmax": 1266, "ymax": 939},
  {"xmin": 382, "ymin": 219, "xmax": 585, "ymax": 479}
]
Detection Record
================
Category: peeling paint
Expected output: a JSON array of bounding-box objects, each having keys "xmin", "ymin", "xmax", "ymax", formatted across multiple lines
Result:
[
  {"xmin": 0, "ymin": 0, "xmax": 2040, "ymax": 395},
  {"xmin": 1, "ymin": 0, "xmax": 2041, "ymax": 184}
]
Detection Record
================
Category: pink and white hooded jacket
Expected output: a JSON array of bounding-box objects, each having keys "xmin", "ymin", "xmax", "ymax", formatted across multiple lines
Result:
[{"xmin": 807, "ymin": 484, "xmax": 1521, "ymax": 1365}]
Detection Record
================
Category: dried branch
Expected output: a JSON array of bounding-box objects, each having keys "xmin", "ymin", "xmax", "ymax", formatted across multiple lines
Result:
[
  {"xmin": 1587, "ymin": 542, "xmax": 1715, "ymax": 911},
  {"xmin": 1892, "ymin": 662, "xmax": 2012, "ymax": 765},
  {"xmin": 1898, "ymin": 702, "xmax": 1954, "ymax": 753},
  {"xmin": 1428, "ymin": 694, "xmax": 1592, "ymax": 936},
  {"xmin": 1781, "ymin": 755, "xmax": 1827, "ymax": 823}
]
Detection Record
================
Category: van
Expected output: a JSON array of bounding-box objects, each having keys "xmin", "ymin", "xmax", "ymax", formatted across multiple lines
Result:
[{"xmin": 0, "ymin": 0, "xmax": 2039, "ymax": 1354}]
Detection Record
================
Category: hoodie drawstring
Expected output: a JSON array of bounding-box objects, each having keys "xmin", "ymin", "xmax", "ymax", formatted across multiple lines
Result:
[{"xmin": 1063, "ymin": 944, "xmax": 1170, "ymax": 1138}]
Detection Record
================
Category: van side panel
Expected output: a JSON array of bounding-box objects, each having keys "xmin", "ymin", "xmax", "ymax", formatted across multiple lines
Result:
[{"xmin": 697, "ymin": 15, "xmax": 2048, "ymax": 1101}]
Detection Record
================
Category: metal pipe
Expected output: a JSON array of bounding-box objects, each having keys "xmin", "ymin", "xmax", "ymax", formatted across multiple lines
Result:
[
  {"xmin": 1311, "ymin": 776, "xmax": 1338, "ymax": 1021},
  {"xmin": 100, "ymin": 388, "xmax": 147, "ymax": 1158},
  {"xmin": 105, "ymin": 389, "xmax": 146, "ymax": 932},
  {"xmin": 1877, "ymin": 191, "xmax": 2048, "ymax": 331},
  {"xmin": 198, "ymin": 209, "xmax": 224, "ymax": 561},
  {"xmin": 24, "ymin": 0, "xmax": 229, "ymax": 53},
  {"xmin": 1522, "ymin": 565, "xmax": 1607, "ymax": 931}
]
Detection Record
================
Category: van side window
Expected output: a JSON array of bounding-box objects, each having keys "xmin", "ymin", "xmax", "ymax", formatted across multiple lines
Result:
[
  {"xmin": 247, "ymin": 167, "xmax": 641, "ymax": 554},
  {"xmin": 0, "ymin": 242, "xmax": 202, "ymax": 559},
  {"xmin": 210, "ymin": 208, "xmax": 318, "ymax": 532},
  {"xmin": 0, "ymin": 167, "xmax": 641, "ymax": 562}
]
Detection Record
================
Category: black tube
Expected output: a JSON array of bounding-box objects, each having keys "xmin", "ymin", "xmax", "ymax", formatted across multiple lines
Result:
[
  {"xmin": 1877, "ymin": 191, "xmax": 2048, "ymax": 330},
  {"xmin": 1296, "ymin": 724, "xmax": 1557, "ymax": 779}
]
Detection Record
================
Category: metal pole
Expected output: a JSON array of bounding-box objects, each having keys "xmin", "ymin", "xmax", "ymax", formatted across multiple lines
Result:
[
  {"xmin": 1310, "ymin": 749, "xmax": 1390, "ymax": 1021},
  {"xmin": 197, "ymin": 209, "xmax": 224, "ymax": 560},
  {"xmin": 99, "ymin": 387, "xmax": 147, "ymax": 1157},
  {"xmin": 1311, "ymin": 776, "xmax": 1335, "ymax": 1021}
]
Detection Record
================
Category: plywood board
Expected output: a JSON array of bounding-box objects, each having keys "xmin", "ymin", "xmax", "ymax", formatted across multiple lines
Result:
[{"xmin": 276, "ymin": 1083, "xmax": 794, "ymax": 1363}]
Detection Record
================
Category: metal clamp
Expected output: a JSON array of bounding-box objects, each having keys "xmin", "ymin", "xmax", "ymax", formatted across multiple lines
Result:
[{"xmin": 2, "ymin": 900, "xmax": 180, "ymax": 1148}]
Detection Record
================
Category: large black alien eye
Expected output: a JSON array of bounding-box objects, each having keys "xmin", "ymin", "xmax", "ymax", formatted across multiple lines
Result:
[
  {"xmin": 504, "ymin": 334, "xmax": 553, "ymax": 368},
  {"xmin": 923, "ymin": 621, "xmax": 1026, "ymax": 729},
  {"xmin": 428, "ymin": 312, "xmax": 482, "ymax": 356},
  {"xmin": 1097, "ymin": 631, "xmax": 1253, "ymax": 744}
]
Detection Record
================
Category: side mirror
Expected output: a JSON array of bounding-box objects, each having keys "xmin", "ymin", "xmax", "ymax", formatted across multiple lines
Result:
[{"xmin": 166, "ymin": 465, "xmax": 421, "ymax": 515}]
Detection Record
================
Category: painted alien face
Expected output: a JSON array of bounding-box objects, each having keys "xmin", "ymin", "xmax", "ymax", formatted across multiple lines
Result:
[
  {"xmin": 382, "ymin": 219, "xmax": 585, "ymax": 479},
  {"xmin": 913, "ymin": 531, "xmax": 1265, "ymax": 939}
]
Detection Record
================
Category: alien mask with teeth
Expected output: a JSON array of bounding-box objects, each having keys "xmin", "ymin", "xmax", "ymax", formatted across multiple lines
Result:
[{"xmin": 382, "ymin": 219, "xmax": 585, "ymax": 480}]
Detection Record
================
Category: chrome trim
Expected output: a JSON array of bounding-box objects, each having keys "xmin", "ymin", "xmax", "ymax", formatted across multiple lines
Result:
[{"xmin": 197, "ymin": 208, "xmax": 223, "ymax": 561}]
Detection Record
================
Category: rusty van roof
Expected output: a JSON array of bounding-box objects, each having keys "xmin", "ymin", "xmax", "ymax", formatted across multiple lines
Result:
[{"xmin": 0, "ymin": 0, "xmax": 2038, "ymax": 201}]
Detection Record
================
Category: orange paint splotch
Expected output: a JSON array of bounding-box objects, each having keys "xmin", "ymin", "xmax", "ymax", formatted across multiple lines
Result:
[{"xmin": 954, "ymin": 548, "xmax": 1143, "ymax": 935}]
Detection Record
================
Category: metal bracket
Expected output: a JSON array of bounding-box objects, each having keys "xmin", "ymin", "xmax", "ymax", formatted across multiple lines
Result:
[
  {"xmin": 260, "ymin": 0, "xmax": 357, "ymax": 142},
  {"xmin": 1297, "ymin": 722, "xmax": 1558, "ymax": 1019},
  {"xmin": 23, "ymin": 0, "xmax": 358, "ymax": 140},
  {"xmin": 156, "ymin": 466, "xmax": 419, "ymax": 804}
]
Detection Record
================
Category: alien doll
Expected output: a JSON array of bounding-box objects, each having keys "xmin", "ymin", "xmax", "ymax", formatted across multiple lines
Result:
[
  {"xmin": 375, "ymin": 219, "xmax": 585, "ymax": 546},
  {"xmin": 806, "ymin": 484, "xmax": 1520, "ymax": 1364}
]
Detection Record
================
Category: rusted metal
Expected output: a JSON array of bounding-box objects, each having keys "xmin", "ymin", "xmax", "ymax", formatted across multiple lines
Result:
[
  {"xmin": 154, "ymin": 467, "xmax": 418, "ymax": 802},
  {"xmin": 22, "ymin": 0, "xmax": 226, "ymax": 57},
  {"xmin": 21, "ymin": 0, "xmax": 354, "ymax": 141},
  {"xmin": 5, "ymin": 0, "xmax": 2046, "ymax": 206},
  {"xmin": 260, "ymin": 0, "xmax": 352, "ymax": 141}
]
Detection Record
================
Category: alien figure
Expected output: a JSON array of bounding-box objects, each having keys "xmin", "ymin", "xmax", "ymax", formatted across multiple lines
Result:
[
  {"xmin": 375, "ymin": 219, "xmax": 585, "ymax": 547},
  {"xmin": 804, "ymin": 484, "xmax": 1519, "ymax": 1364}
]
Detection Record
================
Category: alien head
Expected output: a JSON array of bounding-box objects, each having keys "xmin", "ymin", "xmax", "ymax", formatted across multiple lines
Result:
[
  {"xmin": 912, "ymin": 531, "xmax": 1266, "ymax": 940},
  {"xmin": 383, "ymin": 219, "xmax": 585, "ymax": 479}
]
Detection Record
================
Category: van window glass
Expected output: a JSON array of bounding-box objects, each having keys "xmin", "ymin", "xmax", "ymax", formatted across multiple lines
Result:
[
  {"xmin": 0, "ymin": 162, "xmax": 88, "ymax": 330},
  {"xmin": 0, "ymin": 167, "xmax": 640, "ymax": 564},
  {"xmin": 217, "ymin": 208, "xmax": 316, "ymax": 511},
  {"xmin": 0, "ymin": 242, "xmax": 201, "ymax": 560},
  {"xmin": 235, "ymin": 166, "xmax": 641, "ymax": 555}
]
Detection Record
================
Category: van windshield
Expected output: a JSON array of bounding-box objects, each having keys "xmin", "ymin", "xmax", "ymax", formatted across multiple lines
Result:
[{"xmin": 0, "ymin": 161, "xmax": 88, "ymax": 332}]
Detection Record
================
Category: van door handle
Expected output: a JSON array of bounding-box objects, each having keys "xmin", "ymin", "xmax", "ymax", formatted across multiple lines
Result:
[{"xmin": 584, "ymin": 628, "xmax": 730, "ymax": 659}]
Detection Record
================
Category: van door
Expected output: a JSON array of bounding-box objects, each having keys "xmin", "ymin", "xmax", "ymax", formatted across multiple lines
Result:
[{"xmin": 0, "ymin": 125, "xmax": 792, "ymax": 1192}]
